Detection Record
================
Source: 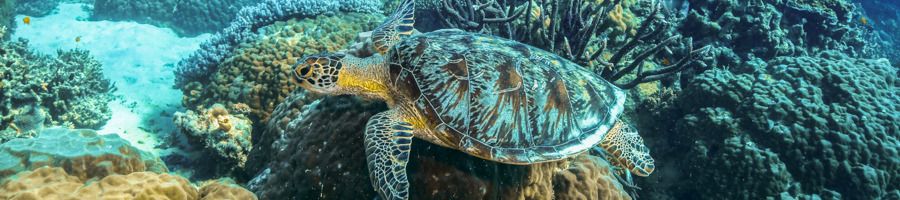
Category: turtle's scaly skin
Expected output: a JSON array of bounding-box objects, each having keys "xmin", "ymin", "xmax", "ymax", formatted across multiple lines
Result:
[{"xmin": 386, "ymin": 30, "xmax": 627, "ymax": 164}]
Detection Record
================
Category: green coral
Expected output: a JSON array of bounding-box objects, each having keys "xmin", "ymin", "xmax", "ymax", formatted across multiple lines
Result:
[
  {"xmin": 0, "ymin": 128, "xmax": 167, "ymax": 181},
  {"xmin": 180, "ymin": 13, "xmax": 384, "ymax": 123},
  {"xmin": 0, "ymin": 40, "xmax": 113, "ymax": 140}
]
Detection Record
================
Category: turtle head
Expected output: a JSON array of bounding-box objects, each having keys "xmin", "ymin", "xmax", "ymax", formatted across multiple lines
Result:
[{"xmin": 294, "ymin": 53, "xmax": 346, "ymax": 94}]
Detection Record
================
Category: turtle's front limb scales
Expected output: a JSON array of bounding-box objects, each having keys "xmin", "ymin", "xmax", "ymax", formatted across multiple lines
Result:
[{"xmin": 365, "ymin": 109, "xmax": 414, "ymax": 200}]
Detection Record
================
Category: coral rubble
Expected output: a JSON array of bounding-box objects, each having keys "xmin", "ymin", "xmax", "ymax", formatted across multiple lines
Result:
[
  {"xmin": 174, "ymin": 104, "xmax": 253, "ymax": 171},
  {"xmin": 247, "ymin": 91, "xmax": 633, "ymax": 199},
  {"xmin": 0, "ymin": 128, "xmax": 167, "ymax": 180},
  {"xmin": 91, "ymin": 0, "xmax": 257, "ymax": 37},
  {"xmin": 0, "ymin": 40, "xmax": 113, "ymax": 140}
]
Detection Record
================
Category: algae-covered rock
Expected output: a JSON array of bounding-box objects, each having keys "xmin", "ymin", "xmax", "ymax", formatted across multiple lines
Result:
[
  {"xmin": 0, "ymin": 128, "xmax": 167, "ymax": 180},
  {"xmin": 174, "ymin": 104, "xmax": 253, "ymax": 171}
]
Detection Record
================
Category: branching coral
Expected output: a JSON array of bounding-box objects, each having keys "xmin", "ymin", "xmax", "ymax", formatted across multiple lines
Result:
[
  {"xmin": 0, "ymin": 39, "xmax": 113, "ymax": 137},
  {"xmin": 428, "ymin": 0, "xmax": 707, "ymax": 89},
  {"xmin": 174, "ymin": 0, "xmax": 383, "ymax": 88}
]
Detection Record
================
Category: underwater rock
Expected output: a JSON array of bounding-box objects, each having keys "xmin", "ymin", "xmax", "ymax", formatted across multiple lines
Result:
[
  {"xmin": 636, "ymin": 51, "xmax": 899, "ymax": 199},
  {"xmin": 248, "ymin": 91, "xmax": 631, "ymax": 199},
  {"xmin": 180, "ymin": 13, "xmax": 384, "ymax": 124},
  {"xmin": 0, "ymin": 39, "xmax": 113, "ymax": 135},
  {"xmin": 175, "ymin": 0, "xmax": 384, "ymax": 88},
  {"xmin": 174, "ymin": 104, "xmax": 253, "ymax": 171},
  {"xmin": 91, "ymin": 0, "xmax": 257, "ymax": 37},
  {"xmin": 0, "ymin": 167, "xmax": 258, "ymax": 200},
  {"xmin": 0, "ymin": 128, "xmax": 167, "ymax": 180}
]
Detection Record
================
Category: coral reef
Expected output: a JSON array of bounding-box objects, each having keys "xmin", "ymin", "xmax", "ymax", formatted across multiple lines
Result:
[
  {"xmin": 0, "ymin": 167, "xmax": 258, "ymax": 200},
  {"xmin": 0, "ymin": 0, "xmax": 13, "ymax": 41},
  {"xmin": 174, "ymin": 0, "xmax": 384, "ymax": 88},
  {"xmin": 679, "ymin": 0, "xmax": 868, "ymax": 70},
  {"xmin": 0, "ymin": 39, "xmax": 113, "ymax": 139},
  {"xmin": 174, "ymin": 104, "xmax": 253, "ymax": 171},
  {"xmin": 91, "ymin": 0, "xmax": 257, "ymax": 37},
  {"xmin": 180, "ymin": 13, "xmax": 384, "ymax": 123},
  {"xmin": 0, "ymin": 128, "xmax": 167, "ymax": 180},
  {"xmin": 859, "ymin": 0, "xmax": 900, "ymax": 66},
  {"xmin": 426, "ymin": 0, "xmax": 704, "ymax": 89},
  {"xmin": 247, "ymin": 91, "xmax": 632, "ymax": 199},
  {"xmin": 635, "ymin": 51, "xmax": 899, "ymax": 199}
]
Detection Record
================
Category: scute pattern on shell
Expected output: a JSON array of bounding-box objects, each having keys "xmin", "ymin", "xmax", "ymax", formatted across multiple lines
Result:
[{"xmin": 388, "ymin": 30, "xmax": 627, "ymax": 164}]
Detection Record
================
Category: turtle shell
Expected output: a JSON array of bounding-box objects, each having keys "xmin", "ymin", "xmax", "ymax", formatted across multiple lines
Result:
[{"xmin": 387, "ymin": 30, "xmax": 626, "ymax": 164}]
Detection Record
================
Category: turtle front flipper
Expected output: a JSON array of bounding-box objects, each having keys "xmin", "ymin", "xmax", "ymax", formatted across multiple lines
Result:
[
  {"xmin": 371, "ymin": 0, "xmax": 416, "ymax": 54},
  {"xmin": 365, "ymin": 109, "xmax": 414, "ymax": 200},
  {"xmin": 600, "ymin": 121, "xmax": 656, "ymax": 177}
]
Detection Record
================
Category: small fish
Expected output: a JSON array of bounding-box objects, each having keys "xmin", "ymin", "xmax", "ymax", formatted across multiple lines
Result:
[
  {"xmin": 661, "ymin": 58, "xmax": 671, "ymax": 65},
  {"xmin": 23, "ymin": 16, "xmax": 30, "ymax": 25},
  {"xmin": 859, "ymin": 16, "xmax": 869, "ymax": 25},
  {"xmin": 75, "ymin": 36, "xmax": 81, "ymax": 43}
]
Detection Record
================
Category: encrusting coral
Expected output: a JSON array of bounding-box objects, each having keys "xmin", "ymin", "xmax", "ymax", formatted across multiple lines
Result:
[
  {"xmin": 180, "ymin": 13, "xmax": 384, "ymax": 123},
  {"xmin": 0, "ymin": 167, "xmax": 258, "ymax": 200},
  {"xmin": 174, "ymin": 104, "xmax": 253, "ymax": 171},
  {"xmin": 247, "ymin": 91, "xmax": 633, "ymax": 199},
  {"xmin": 0, "ymin": 128, "xmax": 167, "ymax": 180},
  {"xmin": 0, "ymin": 39, "xmax": 114, "ymax": 139}
]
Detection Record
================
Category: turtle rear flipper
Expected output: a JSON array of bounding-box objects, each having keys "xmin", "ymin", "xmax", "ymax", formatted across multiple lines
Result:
[
  {"xmin": 600, "ymin": 121, "xmax": 655, "ymax": 177},
  {"xmin": 371, "ymin": 0, "xmax": 416, "ymax": 54},
  {"xmin": 365, "ymin": 109, "xmax": 414, "ymax": 200}
]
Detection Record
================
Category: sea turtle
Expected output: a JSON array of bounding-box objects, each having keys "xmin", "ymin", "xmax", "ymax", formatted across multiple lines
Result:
[{"xmin": 292, "ymin": 1, "xmax": 655, "ymax": 199}]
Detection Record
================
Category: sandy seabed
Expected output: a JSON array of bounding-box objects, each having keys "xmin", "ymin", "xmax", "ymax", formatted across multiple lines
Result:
[{"xmin": 12, "ymin": 3, "xmax": 211, "ymax": 154}]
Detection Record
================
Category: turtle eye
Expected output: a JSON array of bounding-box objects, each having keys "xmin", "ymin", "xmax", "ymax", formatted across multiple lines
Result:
[{"xmin": 293, "ymin": 62, "xmax": 312, "ymax": 81}]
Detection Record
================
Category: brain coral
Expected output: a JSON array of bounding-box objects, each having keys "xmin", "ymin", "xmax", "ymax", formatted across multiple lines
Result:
[
  {"xmin": 635, "ymin": 51, "xmax": 899, "ymax": 199},
  {"xmin": 0, "ymin": 167, "xmax": 258, "ymax": 200},
  {"xmin": 180, "ymin": 13, "xmax": 384, "ymax": 123},
  {"xmin": 174, "ymin": 104, "xmax": 253, "ymax": 172},
  {"xmin": 91, "ymin": 0, "xmax": 257, "ymax": 36},
  {"xmin": 0, "ymin": 128, "xmax": 167, "ymax": 180},
  {"xmin": 0, "ymin": 39, "xmax": 113, "ymax": 138},
  {"xmin": 247, "ymin": 91, "xmax": 632, "ymax": 199}
]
